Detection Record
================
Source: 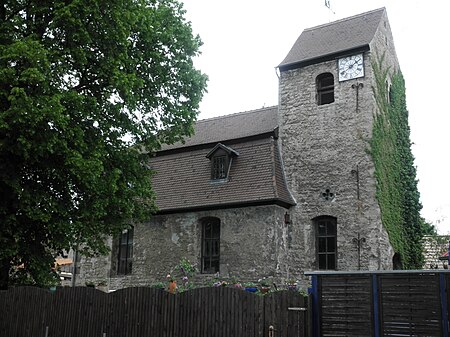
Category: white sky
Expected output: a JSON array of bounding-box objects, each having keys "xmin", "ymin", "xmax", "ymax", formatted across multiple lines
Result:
[{"xmin": 182, "ymin": 0, "xmax": 450, "ymax": 234}]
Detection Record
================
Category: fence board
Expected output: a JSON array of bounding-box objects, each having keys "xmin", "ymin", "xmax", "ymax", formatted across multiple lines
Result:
[
  {"xmin": 0, "ymin": 286, "xmax": 307, "ymax": 337},
  {"xmin": 379, "ymin": 273, "xmax": 442, "ymax": 337},
  {"xmin": 446, "ymin": 273, "xmax": 450, "ymax": 334},
  {"xmin": 0, "ymin": 290, "xmax": 5, "ymax": 336},
  {"xmin": 319, "ymin": 275, "xmax": 373, "ymax": 337}
]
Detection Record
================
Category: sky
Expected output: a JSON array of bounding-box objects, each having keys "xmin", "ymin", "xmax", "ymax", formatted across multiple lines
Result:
[{"xmin": 182, "ymin": 0, "xmax": 450, "ymax": 234}]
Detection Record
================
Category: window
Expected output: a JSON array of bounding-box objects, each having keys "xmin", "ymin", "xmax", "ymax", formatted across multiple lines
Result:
[
  {"xmin": 206, "ymin": 143, "xmax": 239, "ymax": 181},
  {"xmin": 388, "ymin": 84, "xmax": 393, "ymax": 104},
  {"xmin": 117, "ymin": 227, "xmax": 133, "ymax": 275},
  {"xmin": 315, "ymin": 216, "xmax": 337, "ymax": 270},
  {"xmin": 317, "ymin": 73, "xmax": 335, "ymax": 105},
  {"xmin": 212, "ymin": 155, "xmax": 227, "ymax": 180},
  {"xmin": 201, "ymin": 218, "xmax": 220, "ymax": 273}
]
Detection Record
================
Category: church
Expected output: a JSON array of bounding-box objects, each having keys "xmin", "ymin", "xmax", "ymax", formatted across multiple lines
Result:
[{"xmin": 78, "ymin": 8, "xmax": 403, "ymax": 290}]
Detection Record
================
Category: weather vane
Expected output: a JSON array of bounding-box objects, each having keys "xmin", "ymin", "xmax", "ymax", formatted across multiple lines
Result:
[{"xmin": 325, "ymin": 0, "xmax": 335, "ymax": 15}]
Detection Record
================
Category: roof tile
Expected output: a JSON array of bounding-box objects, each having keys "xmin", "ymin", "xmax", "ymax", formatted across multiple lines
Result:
[
  {"xmin": 151, "ymin": 137, "xmax": 295, "ymax": 212},
  {"xmin": 161, "ymin": 106, "xmax": 278, "ymax": 151},
  {"xmin": 279, "ymin": 8, "xmax": 384, "ymax": 68}
]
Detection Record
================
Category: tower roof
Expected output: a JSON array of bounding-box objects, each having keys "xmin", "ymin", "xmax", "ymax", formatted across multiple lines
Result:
[{"xmin": 279, "ymin": 7, "xmax": 385, "ymax": 70}]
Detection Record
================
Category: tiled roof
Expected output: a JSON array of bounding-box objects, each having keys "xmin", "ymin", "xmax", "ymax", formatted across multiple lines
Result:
[
  {"xmin": 279, "ymin": 8, "xmax": 385, "ymax": 69},
  {"xmin": 150, "ymin": 136, "xmax": 295, "ymax": 212},
  {"xmin": 422, "ymin": 235, "xmax": 450, "ymax": 269},
  {"xmin": 161, "ymin": 106, "xmax": 278, "ymax": 151}
]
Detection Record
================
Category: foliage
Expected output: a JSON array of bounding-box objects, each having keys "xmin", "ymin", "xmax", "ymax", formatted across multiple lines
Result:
[
  {"xmin": 242, "ymin": 281, "xmax": 257, "ymax": 288},
  {"xmin": 174, "ymin": 257, "xmax": 198, "ymax": 278},
  {"xmin": 258, "ymin": 277, "xmax": 271, "ymax": 287},
  {"xmin": 166, "ymin": 258, "xmax": 198, "ymax": 292},
  {"xmin": 161, "ymin": 260, "xmax": 306, "ymax": 295},
  {"xmin": 420, "ymin": 218, "xmax": 438, "ymax": 236},
  {"xmin": 150, "ymin": 281, "xmax": 165, "ymax": 289},
  {"xmin": 0, "ymin": 0, "xmax": 207, "ymax": 289},
  {"xmin": 370, "ymin": 55, "xmax": 424, "ymax": 269}
]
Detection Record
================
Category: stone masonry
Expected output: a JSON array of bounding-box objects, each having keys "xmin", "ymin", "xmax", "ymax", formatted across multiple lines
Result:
[
  {"xmin": 78, "ymin": 205, "xmax": 291, "ymax": 290},
  {"xmin": 278, "ymin": 9, "xmax": 398, "ymax": 273}
]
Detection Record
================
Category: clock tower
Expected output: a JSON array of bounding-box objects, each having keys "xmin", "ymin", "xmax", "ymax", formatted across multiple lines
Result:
[{"xmin": 277, "ymin": 8, "xmax": 399, "ymax": 272}]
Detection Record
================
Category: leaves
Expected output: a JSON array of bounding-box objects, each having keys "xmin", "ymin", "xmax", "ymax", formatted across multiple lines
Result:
[
  {"xmin": 371, "ymin": 56, "xmax": 424, "ymax": 269},
  {"xmin": 0, "ymin": 0, "xmax": 207, "ymax": 287}
]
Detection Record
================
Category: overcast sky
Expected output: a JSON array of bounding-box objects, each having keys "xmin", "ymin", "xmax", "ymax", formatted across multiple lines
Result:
[{"xmin": 182, "ymin": 0, "xmax": 450, "ymax": 234}]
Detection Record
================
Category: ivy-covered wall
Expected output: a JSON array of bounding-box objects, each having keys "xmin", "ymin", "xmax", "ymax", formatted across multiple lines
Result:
[{"xmin": 371, "ymin": 59, "xmax": 424, "ymax": 269}]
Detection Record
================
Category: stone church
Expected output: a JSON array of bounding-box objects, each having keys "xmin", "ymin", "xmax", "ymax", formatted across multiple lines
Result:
[{"xmin": 78, "ymin": 8, "xmax": 400, "ymax": 290}]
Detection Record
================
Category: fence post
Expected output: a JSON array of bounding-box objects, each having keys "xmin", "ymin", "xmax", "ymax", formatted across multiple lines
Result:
[
  {"xmin": 311, "ymin": 275, "xmax": 320, "ymax": 337},
  {"xmin": 371, "ymin": 274, "xmax": 380, "ymax": 337},
  {"xmin": 439, "ymin": 273, "xmax": 449, "ymax": 337}
]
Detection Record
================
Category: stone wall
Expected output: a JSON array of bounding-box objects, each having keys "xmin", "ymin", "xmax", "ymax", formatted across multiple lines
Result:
[
  {"xmin": 278, "ymin": 12, "xmax": 399, "ymax": 273},
  {"xmin": 77, "ymin": 205, "xmax": 292, "ymax": 291}
]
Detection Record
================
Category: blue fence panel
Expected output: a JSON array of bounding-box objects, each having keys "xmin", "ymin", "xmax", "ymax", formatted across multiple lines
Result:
[{"xmin": 306, "ymin": 270, "xmax": 450, "ymax": 337}]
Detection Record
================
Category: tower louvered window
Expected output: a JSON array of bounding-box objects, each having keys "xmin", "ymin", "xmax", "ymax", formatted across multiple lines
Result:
[{"xmin": 317, "ymin": 73, "xmax": 335, "ymax": 105}]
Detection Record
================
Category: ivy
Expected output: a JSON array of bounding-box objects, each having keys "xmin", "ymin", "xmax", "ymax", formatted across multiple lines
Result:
[{"xmin": 371, "ymin": 55, "xmax": 424, "ymax": 269}]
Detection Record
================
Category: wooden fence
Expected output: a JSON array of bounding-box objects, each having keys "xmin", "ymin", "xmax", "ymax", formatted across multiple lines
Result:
[
  {"xmin": 0, "ymin": 286, "xmax": 309, "ymax": 337},
  {"xmin": 306, "ymin": 270, "xmax": 450, "ymax": 337}
]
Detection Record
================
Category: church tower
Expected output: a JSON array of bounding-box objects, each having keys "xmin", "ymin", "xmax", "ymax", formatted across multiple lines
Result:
[{"xmin": 278, "ymin": 8, "xmax": 399, "ymax": 272}]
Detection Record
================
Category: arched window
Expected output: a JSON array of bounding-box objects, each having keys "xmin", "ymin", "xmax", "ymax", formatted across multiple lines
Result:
[
  {"xmin": 389, "ymin": 84, "xmax": 393, "ymax": 104},
  {"xmin": 393, "ymin": 253, "xmax": 402, "ymax": 270},
  {"xmin": 201, "ymin": 217, "xmax": 220, "ymax": 273},
  {"xmin": 314, "ymin": 216, "xmax": 337, "ymax": 270},
  {"xmin": 316, "ymin": 73, "xmax": 335, "ymax": 105}
]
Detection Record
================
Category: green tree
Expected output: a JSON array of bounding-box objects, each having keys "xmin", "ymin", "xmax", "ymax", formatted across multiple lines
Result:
[
  {"xmin": 420, "ymin": 217, "xmax": 437, "ymax": 236},
  {"xmin": 0, "ymin": 0, "xmax": 207, "ymax": 289}
]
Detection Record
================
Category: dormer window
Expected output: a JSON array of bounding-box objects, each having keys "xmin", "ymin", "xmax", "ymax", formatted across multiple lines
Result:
[{"xmin": 206, "ymin": 143, "xmax": 239, "ymax": 181}]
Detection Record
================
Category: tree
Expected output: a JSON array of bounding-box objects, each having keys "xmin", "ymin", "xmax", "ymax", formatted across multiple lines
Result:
[
  {"xmin": 0, "ymin": 0, "xmax": 207, "ymax": 289},
  {"xmin": 420, "ymin": 217, "xmax": 437, "ymax": 236}
]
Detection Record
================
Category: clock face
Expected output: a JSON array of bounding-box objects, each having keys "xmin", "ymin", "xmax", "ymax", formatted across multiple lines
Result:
[{"xmin": 338, "ymin": 54, "xmax": 364, "ymax": 81}]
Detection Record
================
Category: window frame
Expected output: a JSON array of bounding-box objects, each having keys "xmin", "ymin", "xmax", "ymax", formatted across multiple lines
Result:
[
  {"xmin": 201, "ymin": 217, "xmax": 220, "ymax": 274},
  {"xmin": 206, "ymin": 143, "xmax": 239, "ymax": 182},
  {"xmin": 211, "ymin": 154, "xmax": 229, "ymax": 180},
  {"xmin": 117, "ymin": 227, "xmax": 134, "ymax": 275},
  {"xmin": 316, "ymin": 73, "xmax": 335, "ymax": 105},
  {"xmin": 315, "ymin": 216, "xmax": 337, "ymax": 270}
]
